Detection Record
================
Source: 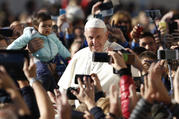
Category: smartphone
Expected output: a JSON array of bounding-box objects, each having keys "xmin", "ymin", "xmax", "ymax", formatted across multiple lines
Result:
[
  {"xmin": 59, "ymin": 9, "xmax": 66, "ymax": 16},
  {"xmin": 0, "ymin": 50, "xmax": 29, "ymax": 80},
  {"xmin": 92, "ymin": 51, "xmax": 134, "ymax": 64},
  {"xmin": 168, "ymin": 20, "xmax": 178, "ymax": 34},
  {"xmin": 99, "ymin": 1, "xmax": 113, "ymax": 10},
  {"xmin": 66, "ymin": 87, "xmax": 78, "ymax": 100},
  {"xmin": 157, "ymin": 49, "xmax": 179, "ymax": 60},
  {"xmin": 93, "ymin": 13, "xmax": 103, "ymax": 20},
  {"xmin": 74, "ymin": 74, "xmax": 92, "ymax": 84},
  {"xmin": 133, "ymin": 77, "xmax": 144, "ymax": 92},
  {"xmin": 145, "ymin": 10, "xmax": 161, "ymax": 19},
  {"xmin": 92, "ymin": 52, "xmax": 111, "ymax": 63},
  {"xmin": 0, "ymin": 28, "xmax": 13, "ymax": 37},
  {"xmin": 119, "ymin": 26, "xmax": 127, "ymax": 33}
]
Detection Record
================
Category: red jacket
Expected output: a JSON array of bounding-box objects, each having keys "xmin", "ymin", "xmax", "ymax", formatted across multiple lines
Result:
[{"xmin": 119, "ymin": 68, "xmax": 134, "ymax": 119}]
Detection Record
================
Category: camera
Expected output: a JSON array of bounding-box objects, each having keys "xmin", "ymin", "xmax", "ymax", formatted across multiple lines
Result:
[
  {"xmin": 92, "ymin": 52, "xmax": 111, "ymax": 63},
  {"xmin": 74, "ymin": 74, "xmax": 92, "ymax": 84},
  {"xmin": 157, "ymin": 49, "xmax": 179, "ymax": 60},
  {"xmin": 145, "ymin": 10, "xmax": 161, "ymax": 19},
  {"xmin": 99, "ymin": 1, "xmax": 113, "ymax": 11},
  {"xmin": 133, "ymin": 77, "xmax": 144, "ymax": 92},
  {"xmin": 0, "ymin": 28, "xmax": 13, "ymax": 37},
  {"xmin": 92, "ymin": 50, "xmax": 135, "ymax": 64},
  {"xmin": 168, "ymin": 20, "xmax": 178, "ymax": 34},
  {"xmin": 0, "ymin": 50, "xmax": 29, "ymax": 81},
  {"xmin": 119, "ymin": 26, "xmax": 127, "ymax": 34},
  {"xmin": 66, "ymin": 87, "xmax": 78, "ymax": 100}
]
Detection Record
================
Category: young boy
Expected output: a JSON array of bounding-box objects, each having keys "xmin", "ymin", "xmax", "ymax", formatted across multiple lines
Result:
[{"xmin": 7, "ymin": 12, "xmax": 70, "ymax": 91}]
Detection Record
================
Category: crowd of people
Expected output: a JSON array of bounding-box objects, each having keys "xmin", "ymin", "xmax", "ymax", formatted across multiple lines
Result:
[{"xmin": 0, "ymin": 0, "xmax": 179, "ymax": 119}]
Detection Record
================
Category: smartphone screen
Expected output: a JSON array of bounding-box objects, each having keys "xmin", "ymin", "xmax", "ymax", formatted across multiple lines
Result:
[
  {"xmin": 59, "ymin": 9, "xmax": 66, "ymax": 16},
  {"xmin": 0, "ymin": 50, "xmax": 29, "ymax": 80},
  {"xmin": 92, "ymin": 52, "xmax": 111, "ymax": 62},
  {"xmin": 74, "ymin": 74, "xmax": 92, "ymax": 84}
]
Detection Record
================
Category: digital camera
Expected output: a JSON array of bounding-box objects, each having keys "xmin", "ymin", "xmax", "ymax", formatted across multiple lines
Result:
[
  {"xmin": 157, "ymin": 49, "xmax": 179, "ymax": 60},
  {"xmin": 145, "ymin": 10, "xmax": 161, "ymax": 19},
  {"xmin": 92, "ymin": 50, "xmax": 135, "ymax": 64}
]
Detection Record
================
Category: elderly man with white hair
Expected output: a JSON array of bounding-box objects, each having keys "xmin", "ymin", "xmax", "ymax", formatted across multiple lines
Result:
[{"xmin": 58, "ymin": 18, "xmax": 124, "ymax": 93}]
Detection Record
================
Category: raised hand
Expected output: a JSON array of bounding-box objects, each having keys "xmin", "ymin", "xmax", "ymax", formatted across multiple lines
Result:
[
  {"xmin": 56, "ymin": 90, "xmax": 71, "ymax": 119},
  {"xmin": 129, "ymin": 84, "xmax": 139, "ymax": 111},
  {"xmin": 109, "ymin": 84, "xmax": 121, "ymax": 118},
  {"xmin": 130, "ymin": 25, "xmax": 143, "ymax": 42},
  {"xmin": 91, "ymin": 1, "xmax": 102, "ymax": 15},
  {"xmin": 126, "ymin": 48, "xmax": 144, "ymax": 72},
  {"xmin": 23, "ymin": 58, "xmax": 36, "ymax": 80},
  {"xmin": 142, "ymin": 61, "xmax": 171, "ymax": 104},
  {"xmin": 28, "ymin": 38, "xmax": 44, "ymax": 53},
  {"xmin": 108, "ymin": 50, "xmax": 127, "ymax": 71},
  {"xmin": 0, "ymin": 66, "xmax": 17, "ymax": 90},
  {"xmin": 72, "ymin": 76, "xmax": 95, "ymax": 110},
  {"xmin": 83, "ymin": 111, "xmax": 95, "ymax": 119},
  {"xmin": 90, "ymin": 73, "xmax": 103, "ymax": 92}
]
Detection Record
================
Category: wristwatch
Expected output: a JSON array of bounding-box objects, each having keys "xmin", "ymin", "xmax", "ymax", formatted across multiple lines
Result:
[{"xmin": 29, "ymin": 78, "xmax": 37, "ymax": 86}]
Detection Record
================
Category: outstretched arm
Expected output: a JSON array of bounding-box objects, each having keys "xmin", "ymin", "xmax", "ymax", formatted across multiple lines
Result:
[
  {"xmin": 0, "ymin": 66, "xmax": 30, "ymax": 116},
  {"xmin": 23, "ymin": 58, "xmax": 55, "ymax": 119}
]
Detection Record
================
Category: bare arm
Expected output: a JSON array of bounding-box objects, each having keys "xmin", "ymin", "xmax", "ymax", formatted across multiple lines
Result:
[
  {"xmin": 0, "ymin": 66, "xmax": 30, "ymax": 116},
  {"xmin": 23, "ymin": 58, "xmax": 55, "ymax": 119}
]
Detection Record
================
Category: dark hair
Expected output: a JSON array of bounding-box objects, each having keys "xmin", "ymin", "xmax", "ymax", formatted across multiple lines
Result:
[
  {"xmin": 139, "ymin": 51, "xmax": 157, "ymax": 60},
  {"xmin": 32, "ymin": 12, "xmax": 51, "ymax": 27},
  {"xmin": 140, "ymin": 32, "xmax": 154, "ymax": 39}
]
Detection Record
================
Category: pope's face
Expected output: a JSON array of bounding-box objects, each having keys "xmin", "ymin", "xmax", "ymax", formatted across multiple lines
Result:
[{"xmin": 84, "ymin": 28, "xmax": 108, "ymax": 52}]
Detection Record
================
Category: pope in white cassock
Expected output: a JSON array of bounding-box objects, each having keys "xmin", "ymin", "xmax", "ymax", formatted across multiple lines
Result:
[{"xmin": 58, "ymin": 18, "xmax": 124, "ymax": 94}]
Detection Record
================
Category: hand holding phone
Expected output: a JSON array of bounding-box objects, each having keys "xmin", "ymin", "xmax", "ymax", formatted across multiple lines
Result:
[
  {"xmin": 92, "ymin": 51, "xmax": 134, "ymax": 65},
  {"xmin": 74, "ymin": 74, "xmax": 92, "ymax": 84}
]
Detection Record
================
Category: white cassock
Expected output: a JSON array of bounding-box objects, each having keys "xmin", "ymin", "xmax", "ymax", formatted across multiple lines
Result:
[{"xmin": 58, "ymin": 41, "xmax": 124, "ymax": 94}]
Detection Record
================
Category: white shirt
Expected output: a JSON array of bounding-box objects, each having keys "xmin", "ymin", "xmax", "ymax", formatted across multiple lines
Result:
[{"xmin": 58, "ymin": 41, "xmax": 124, "ymax": 94}]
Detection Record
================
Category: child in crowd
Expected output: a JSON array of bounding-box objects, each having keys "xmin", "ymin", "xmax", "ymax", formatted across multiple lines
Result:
[{"xmin": 7, "ymin": 12, "xmax": 70, "ymax": 91}]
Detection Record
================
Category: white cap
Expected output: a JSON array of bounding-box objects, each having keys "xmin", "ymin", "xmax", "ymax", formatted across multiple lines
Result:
[{"xmin": 85, "ymin": 18, "xmax": 106, "ymax": 30}]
